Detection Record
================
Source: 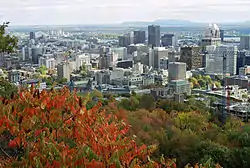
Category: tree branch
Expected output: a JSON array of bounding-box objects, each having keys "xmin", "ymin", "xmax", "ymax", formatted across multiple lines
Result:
[{"xmin": 0, "ymin": 147, "xmax": 12, "ymax": 159}]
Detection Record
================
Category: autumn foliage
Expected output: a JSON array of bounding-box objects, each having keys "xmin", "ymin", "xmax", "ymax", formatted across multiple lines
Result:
[{"xmin": 0, "ymin": 86, "xmax": 177, "ymax": 167}]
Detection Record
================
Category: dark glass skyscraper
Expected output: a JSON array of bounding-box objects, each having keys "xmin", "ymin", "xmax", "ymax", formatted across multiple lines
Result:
[
  {"xmin": 118, "ymin": 34, "xmax": 131, "ymax": 47},
  {"xmin": 30, "ymin": 32, "xmax": 36, "ymax": 40},
  {"xmin": 148, "ymin": 25, "xmax": 160, "ymax": 47},
  {"xmin": 133, "ymin": 30, "xmax": 146, "ymax": 44},
  {"xmin": 237, "ymin": 50, "xmax": 250, "ymax": 75},
  {"xmin": 161, "ymin": 34, "xmax": 175, "ymax": 47}
]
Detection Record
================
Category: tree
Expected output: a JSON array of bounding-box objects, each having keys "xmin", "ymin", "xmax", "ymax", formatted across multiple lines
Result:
[
  {"xmin": 0, "ymin": 78, "xmax": 17, "ymax": 98},
  {"xmin": 79, "ymin": 64, "xmax": 88, "ymax": 77},
  {"xmin": 204, "ymin": 75, "xmax": 212, "ymax": 84},
  {"xmin": 189, "ymin": 77, "xmax": 199, "ymax": 88},
  {"xmin": 138, "ymin": 94, "xmax": 155, "ymax": 110},
  {"xmin": 44, "ymin": 77, "xmax": 53, "ymax": 86},
  {"xmin": 57, "ymin": 78, "xmax": 68, "ymax": 85},
  {"xmin": 0, "ymin": 22, "xmax": 18, "ymax": 54},
  {"xmin": 214, "ymin": 81, "xmax": 221, "ymax": 88},
  {"xmin": 0, "ymin": 86, "xmax": 171, "ymax": 167},
  {"xmin": 198, "ymin": 79, "xmax": 207, "ymax": 88},
  {"xmin": 39, "ymin": 65, "xmax": 47, "ymax": 76}
]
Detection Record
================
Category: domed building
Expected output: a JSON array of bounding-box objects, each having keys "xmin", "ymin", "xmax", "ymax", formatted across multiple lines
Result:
[{"xmin": 201, "ymin": 23, "xmax": 222, "ymax": 46}]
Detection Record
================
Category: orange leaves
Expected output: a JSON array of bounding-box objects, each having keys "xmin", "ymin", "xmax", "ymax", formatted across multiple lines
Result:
[
  {"xmin": 0, "ymin": 87, "xmax": 164, "ymax": 167},
  {"xmin": 8, "ymin": 137, "xmax": 21, "ymax": 148}
]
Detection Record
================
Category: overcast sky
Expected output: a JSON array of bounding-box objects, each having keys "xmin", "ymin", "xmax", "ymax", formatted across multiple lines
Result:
[{"xmin": 0, "ymin": 0, "xmax": 250, "ymax": 25}]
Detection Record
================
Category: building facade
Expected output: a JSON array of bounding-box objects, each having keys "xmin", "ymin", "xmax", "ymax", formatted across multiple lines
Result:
[
  {"xmin": 168, "ymin": 62, "xmax": 186, "ymax": 81},
  {"xmin": 148, "ymin": 25, "xmax": 161, "ymax": 47},
  {"xmin": 31, "ymin": 47, "xmax": 43, "ymax": 64},
  {"xmin": 57, "ymin": 62, "xmax": 73, "ymax": 82},
  {"xmin": 240, "ymin": 35, "xmax": 250, "ymax": 50},
  {"xmin": 161, "ymin": 34, "xmax": 175, "ymax": 47},
  {"xmin": 118, "ymin": 34, "xmax": 131, "ymax": 47},
  {"xmin": 133, "ymin": 30, "xmax": 146, "ymax": 44},
  {"xmin": 180, "ymin": 46, "xmax": 202, "ymax": 70},
  {"xmin": 237, "ymin": 50, "xmax": 250, "ymax": 75},
  {"xmin": 201, "ymin": 24, "xmax": 221, "ymax": 47}
]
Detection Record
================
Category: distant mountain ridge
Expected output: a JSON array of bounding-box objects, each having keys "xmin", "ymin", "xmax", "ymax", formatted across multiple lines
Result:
[
  {"xmin": 121, "ymin": 19, "xmax": 250, "ymax": 27},
  {"xmin": 122, "ymin": 19, "xmax": 207, "ymax": 27}
]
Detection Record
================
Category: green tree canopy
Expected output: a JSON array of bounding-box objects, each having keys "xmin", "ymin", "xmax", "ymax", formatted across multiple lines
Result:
[
  {"xmin": 0, "ymin": 22, "xmax": 18, "ymax": 53},
  {"xmin": 0, "ymin": 78, "xmax": 18, "ymax": 98}
]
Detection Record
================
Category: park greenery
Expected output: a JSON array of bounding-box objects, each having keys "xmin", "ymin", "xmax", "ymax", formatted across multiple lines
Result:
[
  {"xmin": 189, "ymin": 74, "xmax": 221, "ymax": 90},
  {"xmin": 117, "ymin": 93, "xmax": 250, "ymax": 168}
]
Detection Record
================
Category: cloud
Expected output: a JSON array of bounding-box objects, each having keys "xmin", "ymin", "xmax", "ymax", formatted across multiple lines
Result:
[{"xmin": 1, "ymin": 0, "xmax": 250, "ymax": 25}]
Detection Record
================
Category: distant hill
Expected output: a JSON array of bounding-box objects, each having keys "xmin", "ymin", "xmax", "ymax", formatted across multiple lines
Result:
[
  {"xmin": 121, "ymin": 19, "xmax": 250, "ymax": 28},
  {"xmin": 121, "ymin": 19, "xmax": 206, "ymax": 27}
]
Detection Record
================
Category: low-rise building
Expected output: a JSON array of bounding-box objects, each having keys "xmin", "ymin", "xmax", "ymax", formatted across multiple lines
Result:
[{"xmin": 168, "ymin": 80, "xmax": 191, "ymax": 95}]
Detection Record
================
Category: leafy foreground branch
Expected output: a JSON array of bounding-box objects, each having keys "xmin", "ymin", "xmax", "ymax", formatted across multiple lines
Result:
[{"xmin": 0, "ymin": 86, "xmax": 176, "ymax": 167}]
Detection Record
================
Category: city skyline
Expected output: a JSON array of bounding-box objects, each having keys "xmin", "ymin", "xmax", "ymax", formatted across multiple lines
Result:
[{"xmin": 1, "ymin": 0, "xmax": 250, "ymax": 25}]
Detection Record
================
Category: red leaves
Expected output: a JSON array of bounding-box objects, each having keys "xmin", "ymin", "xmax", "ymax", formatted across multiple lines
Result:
[
  {"xmin": 85, "ymin": 160, "xmax": 104, "ymax": 168},
  {"xmin": 0, "ymin": 87, "xmax": 167, "ymax": 167},
  {"xmin": 0, "ymin": 116, "xmax": 12, "ymax": 129},
  {"xmin": 19, "ymin": 92, "xmax": 24, "ymax": 100},
  {"xmin": 51, "ymin": 160, "xmax": 60, "ymax": 168},
  {"xmin": 0, "ymin": 117, "xmax": 5, "ymax": 127},
  {"xmin": 8, "ymin": 137, "xmax": 21, "ymax": 148},
  {"xmin": 34, "ymin": 129, "xmax": 45, "ymax": 137}
]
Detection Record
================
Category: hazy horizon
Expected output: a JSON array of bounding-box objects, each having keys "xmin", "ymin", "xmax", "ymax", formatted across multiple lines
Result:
[{"xmin": 1, "ymin": 0, "xmax": 250, "ymax": 26}]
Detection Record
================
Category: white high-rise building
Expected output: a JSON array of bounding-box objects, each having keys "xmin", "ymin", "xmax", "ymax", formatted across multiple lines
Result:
[
  {"xmin": 22, "ymin": 46, "xmax": 31, "ymax": 61},
  {"xmin": 111, "ymin": 47, "xmax": 127, "ymax": 60},
  {"xmin": 148, "ymin": 47, "xmax": 168, "ymax": 70},
  {"xmin": 201, "ymin": 24, "xmax": 221, "ymax": 46},
  {"xmin": 206, "ymin": 45, "xmax": 237, "ymax": 75},
  {"xmin": 133, "ymin": 62, "xmax": 144, "ymax": 74},
  {"xmin": 46, "ymin": 58, "xmax": 56, "ymax": 70},
  {"xmin": 76, "ymin": 54, "xmax": 91, "ymax": 70}
]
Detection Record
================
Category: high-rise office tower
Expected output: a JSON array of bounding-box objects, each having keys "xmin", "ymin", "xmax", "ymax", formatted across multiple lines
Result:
[
  {"xmin": 202, "ymin": 24, "xmax": 221, "ymax": 46},
  {"xmin": 161, "ymin": 34, "xmax": 176, "ymax": 47},
  {"xmin": 30, "ymin": 32, "xmax": 36, "ymax": 40},
  {"xmin": 148, "ymin": 25, "xmax": 161, "ymax": 47},
  {"xmin": 31, "ymin": 47, "xmax": 43, "ymax": 64},
  {"xmin": 206, "ymin": 45, "xmax": 237, "ymax": 75},
  {"xmin": 180, "ymin": 46, "xmax": 202, "ymax": 70},
  {"xmin": 22, "ymin": 46, "xmax": 31, "ymax": 61},
  {"xmin": 220, "ymin": 30, "xmax": 225, "ymax": 42},
  {"xmin": 201, "ymin": 24, "xmax": 221, "ymax": 47},
  {"xmin": 168, "ymin": 62, "xmax": 186, "ymax": 81},
  {"xmin": 111, "ymin": 47, "xmax": 127, "ymax": 60},
  {"xmin": 133, "ymin": 30, "xmax": 146, "ymax": 44},
  {"xmin": 237, "ymin": 50, "xmax": 250, "ymax": 75},
  {"xmin": 99, "ymin": 46, "xmax": 112, "ymax": 69},
  {"xmin": 240, "ymin": 35, "xmax": 250, "ymax": 50},
  {"xmin": 150, "ymin": 47, "xmax": 168, "ymax": 70},
  {"xmin": 118, "ymin": 34, "xmax": 131, "ymax": 47}
]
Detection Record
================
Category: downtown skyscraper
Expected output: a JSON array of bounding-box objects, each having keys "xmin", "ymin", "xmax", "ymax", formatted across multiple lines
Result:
[{"xmin": 148, "ymin": 25, "xmax": 161, "ymax": 47}]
